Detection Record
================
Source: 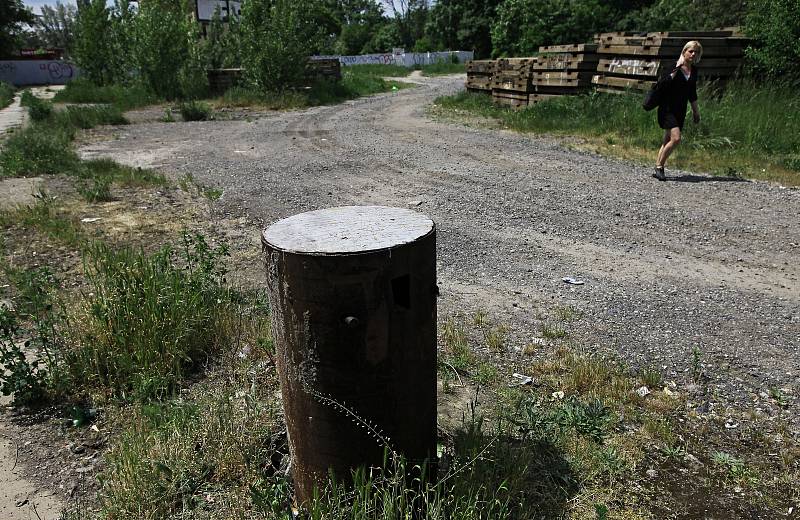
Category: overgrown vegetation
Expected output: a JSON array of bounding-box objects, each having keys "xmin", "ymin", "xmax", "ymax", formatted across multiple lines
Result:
[
  {"xmin": 0, "ymin": 81, "xmax": 15, "ymax": 109},
  {"xmin": 0, "ymin": 92, "xmax": 165, "ymax": 200},
  {"xmin": 434, "ymin": 80, "xmax": 800, "ymax": 185},
  {"xmin": 52, "ymin": 78, "xmax": 158, "ymax": 111}
]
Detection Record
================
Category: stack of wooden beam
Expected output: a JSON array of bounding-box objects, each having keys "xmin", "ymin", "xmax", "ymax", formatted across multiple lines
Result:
[
  {"xmin": 531, "ymin": 43, "xmax": 599, "ymax": 102},
  {"xmin": 466, "ymin": 60, "xmax": 497, "ymax": 93},
  {"xmin": 592, "ymin": 30, "xmax": 749, "ymax": 93},
  {"xmin": 491, "ymin": 57, "xmax": 537, "ymax": 108},
  {"xmin": 307, "ymin": 58, "xmax": 342, "ymax": 82}
]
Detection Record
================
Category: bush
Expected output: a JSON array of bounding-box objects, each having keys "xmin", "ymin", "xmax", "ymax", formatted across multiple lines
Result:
[
  {"xmin": 0, "ymin": 81, "xmax": 14, "ymax": 109},
  {"xmin": 54, "ymin": 79, "xmax": 156, "ymax": 110},
  {"xmin": 745, "ymin": 0, "xmax": 800, "ymax": 80},
  {"xmin": 20, "ymin": 91, "xmax": 54, "ymax": 121},
  {"xmin": 179, "ymin": 100, "xmax": 211, "ymax": 121},
  {"xmin": 241, "ymin": 0, "xmax": 323, "ymax": 91},
  {"xmin": 0, "ymin": 124, "xmax": 78, "ymax": 177},
  {"xmin": 70, "ymin": 234, "xmax": 231, "ymax": 400}
]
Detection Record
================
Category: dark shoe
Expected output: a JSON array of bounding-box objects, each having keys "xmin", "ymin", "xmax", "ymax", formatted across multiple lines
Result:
[{"xmin": 653, "ymin": 167, "xmax": 666, "ymax": 181}]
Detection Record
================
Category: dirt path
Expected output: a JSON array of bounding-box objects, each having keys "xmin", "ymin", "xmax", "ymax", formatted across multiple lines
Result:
[{"xmin": 78, "ymin": 74, "xmax": 800, "ymax": 417}]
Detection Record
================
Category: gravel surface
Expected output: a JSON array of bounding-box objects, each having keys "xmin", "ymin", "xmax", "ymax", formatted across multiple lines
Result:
[{"xmin": 78, "ymin": 73, "xmax": 800, "ymax": 423}]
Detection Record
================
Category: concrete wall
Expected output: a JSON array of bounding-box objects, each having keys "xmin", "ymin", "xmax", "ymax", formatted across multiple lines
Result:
[
  {"xmin": 318, "ymin": 51, "xmax": 474, "ymax": 68},
  {"xmin": 0, "ymin": 61, "xmax": 80, "ymax": 87}
]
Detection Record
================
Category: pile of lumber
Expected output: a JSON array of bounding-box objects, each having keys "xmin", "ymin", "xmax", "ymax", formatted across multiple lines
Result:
[
  {"xmin": 592, "ymin": 30, "xmax": 749, "ymax": 94},
  {"xmin": 466, "ymin": 60, "xmax": 497, "ymax": 92},
  {"xmin": 532, "ymin": 43, "xmax": 599, "ymax": 101},
  {"xmin": 491, "ymin": 58, "xmax": 536, "ymax": 108},
  {"xmin": 307, "ymin": 58, "xmax": 342, "ymax": 82}
]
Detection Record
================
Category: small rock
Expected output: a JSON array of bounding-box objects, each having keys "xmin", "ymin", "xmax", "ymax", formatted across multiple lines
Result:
[
  {"xmin": 646, "ymin": 469, "xmax": 658, "ymax": 478},
  {"xmin": 636, "ymin": 386, "xmax": 651, "ymax": 397}
]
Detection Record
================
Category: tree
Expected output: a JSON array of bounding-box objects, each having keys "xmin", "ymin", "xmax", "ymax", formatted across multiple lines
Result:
[
  {"xmin": 73, "ymin": 0, "xmax": 118, "ymax": 83},
  {"xmin": 34, "ymin": 1, "xmax": 77, "ymax": 53},
  {"xmin": 745, "ymin": 0, "xmax": 800, "ymax": 80},
  {"xmin": 491, "ymin": 0, "xmax": 612, "ymax": 56},
  {"xmin": 0, "ymin": 0, "xmax": 35, "ymax": 58},
  {"xmin": 131, "ymin": 0, "xmax": 204, "ymax": 99},
  {"xmin": 240, "ymin": 0, "xmax": 323, "ymax": 91},
  {"xmin": 425, "ymin": 0, "xmax": 504, "ymax": 58}
]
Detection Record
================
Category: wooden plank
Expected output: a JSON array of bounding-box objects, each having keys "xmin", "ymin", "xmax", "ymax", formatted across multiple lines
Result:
[
  {"xmin": 529, "ymin": 93, "xmax": 567, "ymax": 104},
  {"xmin": 466, "ymin": 87, "xmax": 491, "ymax": 94},
  {"xmin": 533, "ymin": 54, "xmax": 600, "ymax": 71},
  {"xmin": 591, "ymin": 75, "xmax": 652, "ymax": 91},
  {"xmin": 491, "ymin": 88, "xmax": 529, "ymax": 100},
  {"xmin": 538, "ymin": 43, "xmax": 598, "ymax": 53},
  {"xmin": 599, "ymin": 44, "xmax": 745, "ymax": 58}
]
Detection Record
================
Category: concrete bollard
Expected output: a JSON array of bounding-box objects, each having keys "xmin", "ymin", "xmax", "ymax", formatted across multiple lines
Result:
[{"xmin": 262, "ymin": 206, "xmax": 437, "ymax": 505}]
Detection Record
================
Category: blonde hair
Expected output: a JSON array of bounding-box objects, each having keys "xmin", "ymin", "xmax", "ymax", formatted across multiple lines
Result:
[{"xmin": 682, "ymin": 40, "xmax": 703, "ymax": 64}]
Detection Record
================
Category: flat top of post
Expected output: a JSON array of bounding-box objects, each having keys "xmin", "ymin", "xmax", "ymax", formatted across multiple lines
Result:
[{"xmin": 262, "ymin": 206, "xmax": 435, "ymax": 255}]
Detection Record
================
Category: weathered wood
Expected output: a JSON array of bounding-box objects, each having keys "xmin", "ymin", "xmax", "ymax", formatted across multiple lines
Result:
[
  {"xmin": 263, "ymin": 206, "xmax": 437, "ymax": 505},
  {"xmin": 538, "ymin": 43, "xmax": 598, "ymax": 53}
]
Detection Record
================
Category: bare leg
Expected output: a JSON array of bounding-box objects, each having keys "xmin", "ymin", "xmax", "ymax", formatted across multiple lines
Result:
[{"xmin": 657, "ymin": 127, "xmax": 681, "ymax": 168}]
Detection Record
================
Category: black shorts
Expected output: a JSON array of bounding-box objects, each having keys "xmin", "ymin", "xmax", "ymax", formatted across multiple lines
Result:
[{"xmin": 658, "ymin": 110, "xmax": 684, "ymax": 130}]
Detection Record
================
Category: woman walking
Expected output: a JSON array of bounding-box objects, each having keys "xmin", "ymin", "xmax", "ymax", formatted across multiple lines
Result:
[{"xmin": 654, "ymin": 41, "xmax": 703, "ymax": 181}]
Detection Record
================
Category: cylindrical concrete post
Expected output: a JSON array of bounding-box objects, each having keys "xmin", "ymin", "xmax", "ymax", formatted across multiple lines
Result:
[{"xmin": 262, "ymin": 206, "xmax": 437, "ymax": 504}]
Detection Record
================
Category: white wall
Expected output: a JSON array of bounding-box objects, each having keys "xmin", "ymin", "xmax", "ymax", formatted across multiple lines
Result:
[
  {"xmin": 0, "ymin": 61, "xmax": 80, "ymax": 86},
  {"xmin": 316, "ymin": 51, "xmax": 474, "ymax": 68}
]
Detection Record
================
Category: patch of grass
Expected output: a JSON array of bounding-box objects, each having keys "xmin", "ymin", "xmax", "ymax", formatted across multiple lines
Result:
[
  {"xmin": 441, "ymin": 317, "xmax": 474, "ymax": 371},
  {"xmin": 54, "ymin": 104, "xmax": 127, "ymax": 129},
  {"xmin": 541, "ymin": 322, "xmax": 567, "ymax": 340},
  {"xmin": 68, "ymin": 233, "xmax": 232, "ymax": 401},
  {"xmin": 179, "ymin": 100, "xmax": 211, "ymax": 121},
  {"xmin": 79, "ymin": 158, "xmax": 166, "ymax": 188},
  {"xmin": 203, "ymin": 187, "xmax": 223, "ymax": 200},
  {"xmin": 217, "ymin": 70, "xmax": 413, "ymax": 110},
  {"xmin": 77, "ymin": 175, "xmax": 113, "ymax": 202},
  {"xmin": 20, "ymin": 90, "xmax": 53, "ymax": 121},
  {"xmin": 0, "ymin": 123, "xmax": 78, "ymax": 177},
  {"xmin": 435, "ymin": 79, "xmax": 800, "ymax": 185},
  {"xmin": 420, "ymin": 61, "xmax": 466, "ymax": 76},
  {"xmin": 0, "ymin": 81, "xmax": 14, "ymax": 109},
  {"xmin": 101, "ymin": 392, "xmax": 281, "ymax": 518},
  {"xmin": 345, "ymin": 64, "xmax": 412, "ymax": 77},
  {"xmin": 53, "ymin": 78, "xmax": 158, "ymax": 111},
  {"xmin": 0, "ymin": 192, "xmax": 84, "ymax": 246}
]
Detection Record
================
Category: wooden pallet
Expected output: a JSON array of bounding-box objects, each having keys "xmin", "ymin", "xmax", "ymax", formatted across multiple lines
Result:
[{"xmin": 466, "ymin": 78, "xmax": 492, "ymax": 90}]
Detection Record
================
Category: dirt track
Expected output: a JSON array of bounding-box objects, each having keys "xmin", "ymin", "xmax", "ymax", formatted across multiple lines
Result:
[{"xmin": 79, "ymin": 73, "xmax": 800, "ymax": 418}]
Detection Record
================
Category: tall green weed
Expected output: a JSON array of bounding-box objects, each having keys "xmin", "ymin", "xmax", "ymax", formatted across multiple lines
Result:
[
  {"xmin": 70, "ymin": 234, "xmax": 231, "ymax": 401},
  {"xmin": 53, "ymin": 79, "xmax": 157, "ymax": 110},
  {"xmin": 0, "ymin": 81, "xmax": 14, "ymax": 109}
]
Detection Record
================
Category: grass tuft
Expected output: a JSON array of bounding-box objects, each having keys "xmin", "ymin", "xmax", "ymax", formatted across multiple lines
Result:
[
  {"xmin": 0, "ymin": 81, "xmax": 14, "ymax": 109},
  {"xmin": 53, "ymin": 78, "xmax": 157, "ymax": 111},
  {"xmin": 68, "ymin": 233, "xmax": 232, "ymax": 401},
  {"xmin": 179, "ymin": 100, "xmax": 211, "ymax": 121}
]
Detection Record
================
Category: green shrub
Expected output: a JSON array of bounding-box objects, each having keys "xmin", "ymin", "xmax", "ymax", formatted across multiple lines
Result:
[
  {"xmin": 745, "ymin": 0, "xmax": 800, "ymax": 80},
  {"xmin": 77, "ymin": 175, "xmax": 113, "ymax": 202},
  {"xmin": 20, "ymin": 91, "xmax": 54, "ymax": 121},
  {"xmin": 179, "ymin": 100, "xmax": 211, "ymax": 121},
  {"xmin": 241, "ymin": 0, "xmax": 323, "ymax": 91},
  {"xmin": 70, "ymin": 234, "xmax": 231, "ymax": 400},
  {"xmin": 0, "ymin": 124, "xmax": 78, "ymax": 177},
  {"xmin": 55, "ymin": 104, "xmax": 128, "ymax": 128},
  {"xmin": 54, "ymin": 79, "xmax": 157, "ymax": 110},
  {"xmin": 0, "ymin": 81, "xmax": 14, "ymax": 109}
]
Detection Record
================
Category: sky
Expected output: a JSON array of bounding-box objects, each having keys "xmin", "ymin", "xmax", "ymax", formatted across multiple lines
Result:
[{"xmin": 24, "ymin": 0, "xmax": 78, "ymax": 15}]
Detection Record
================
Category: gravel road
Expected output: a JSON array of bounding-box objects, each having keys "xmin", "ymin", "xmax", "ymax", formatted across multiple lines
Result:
[{"xmin": 79, "ymin": 73, "xmax": 800, "ymax": 418}]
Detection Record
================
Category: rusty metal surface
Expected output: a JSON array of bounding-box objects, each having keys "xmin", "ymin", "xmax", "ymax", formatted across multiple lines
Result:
[{"xmin": 263, "ymin": 225, "xmax": 437, "ymax": 504}]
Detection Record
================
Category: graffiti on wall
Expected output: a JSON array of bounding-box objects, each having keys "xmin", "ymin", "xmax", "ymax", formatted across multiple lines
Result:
[
  {"xmin": 0, "ymin": 60, "xmax": 80, "ymax": 86},
  {"xmin": 320, "ymin": 51, "xmax": 474, "ymax": 68}
]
